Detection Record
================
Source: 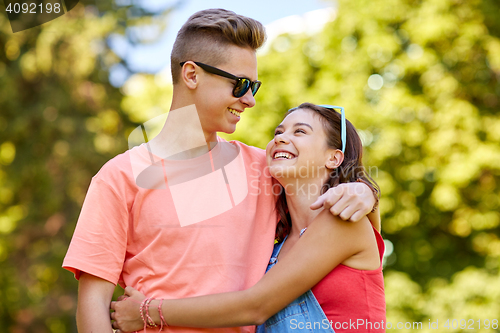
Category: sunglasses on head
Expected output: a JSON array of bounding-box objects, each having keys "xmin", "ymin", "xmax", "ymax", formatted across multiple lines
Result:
[
  {"xmin": 317, "ymin": 105, "xmax": 346, "ymax": 154},
  {"xmin": 180, "ymin": 61, "xmax": 262, "ymax": 98}
]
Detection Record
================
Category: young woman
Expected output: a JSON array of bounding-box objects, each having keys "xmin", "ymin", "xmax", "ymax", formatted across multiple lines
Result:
[{"xmin": 111, "ymin": 103, "xmax": 385, "ymax": 333}]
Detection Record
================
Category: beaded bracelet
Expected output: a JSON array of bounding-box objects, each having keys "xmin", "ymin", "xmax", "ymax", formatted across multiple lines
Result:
[
  {"xmin": 145, "ymin": 298, "xmax": 157, "ymax": 328},
  {"xmin": 140, "ymin": 297, "xmax": 168, "ymax": 331},
  {"xmin": 139, "ymin": 298, "xmax": 148, "ymax": 331},
  {"xmin": 139, "ymin": 297, "xmax": 158, "ymax": 330}
]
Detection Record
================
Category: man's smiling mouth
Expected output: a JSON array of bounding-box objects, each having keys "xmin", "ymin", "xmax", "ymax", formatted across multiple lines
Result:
[{"xmin": 228, "ymin": 108, "xmax": 242, "ymax": 117}]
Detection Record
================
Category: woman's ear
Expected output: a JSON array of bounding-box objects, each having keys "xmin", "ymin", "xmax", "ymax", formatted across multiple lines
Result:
[
  {"xmin": 325, "ymin": 149, "xmax": 344, "ymax": 169},
  {"xmin": 180, "ymin": 61, "xmax": 198, "ymax": 90}
]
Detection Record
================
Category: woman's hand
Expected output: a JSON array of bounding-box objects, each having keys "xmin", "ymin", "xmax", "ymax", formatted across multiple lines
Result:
[{"xmin": 110, "ymin": 286, "xmax": 147, "ymax": 332}]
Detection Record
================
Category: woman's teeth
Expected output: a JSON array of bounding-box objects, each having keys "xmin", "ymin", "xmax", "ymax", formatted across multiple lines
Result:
[
  {"xmin": 274, "ymin": 152, "xmax": 295, "ymax": 159},
  {"xmin": 228, "ymin": 108, "xmax": 242, "ymax": 117}
]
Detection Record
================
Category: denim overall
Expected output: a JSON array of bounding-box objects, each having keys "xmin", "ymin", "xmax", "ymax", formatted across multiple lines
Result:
[{"xmin": 256, "ymin": 235, "xmax": 335, "ymax": 333}]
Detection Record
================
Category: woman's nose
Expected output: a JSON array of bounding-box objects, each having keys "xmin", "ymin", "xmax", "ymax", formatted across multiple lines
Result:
[{"xmin": 274, "ymin": 133, "xmax": 289, "ymax": 144}]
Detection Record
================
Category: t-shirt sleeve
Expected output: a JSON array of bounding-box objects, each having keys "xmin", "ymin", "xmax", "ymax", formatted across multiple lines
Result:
[{"xmin": 62, "ymin": 177, "xmax": 128, "ymax": 285}]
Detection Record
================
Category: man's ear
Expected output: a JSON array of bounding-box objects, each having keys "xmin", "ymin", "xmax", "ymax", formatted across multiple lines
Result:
[
  {"xmin": 325, "ymin": 149, "xmax": 344, "ymax": 169},
  {"xmin": 180, "ymin": 61, "xmax": 198, "ymax": 90}
]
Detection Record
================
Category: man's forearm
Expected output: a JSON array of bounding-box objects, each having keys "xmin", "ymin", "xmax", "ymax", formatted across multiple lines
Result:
[
  {"xmin": 77, "ymin": 302, "xmax": 114, "ymax": 333},
  {"xmin": 77, "ymin": 273, "xmax": 115, "ymax": 333}
]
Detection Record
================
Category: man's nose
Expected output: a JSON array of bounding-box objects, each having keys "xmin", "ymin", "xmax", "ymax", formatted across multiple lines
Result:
[{"xmin": 239, "ymin": 88, "xmax": 256, "ymax": 108}]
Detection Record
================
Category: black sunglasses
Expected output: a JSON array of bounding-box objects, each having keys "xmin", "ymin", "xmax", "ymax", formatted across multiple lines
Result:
[{"xmin": 180, "ymin": 61, "xmax": 261, "ymax": 98}]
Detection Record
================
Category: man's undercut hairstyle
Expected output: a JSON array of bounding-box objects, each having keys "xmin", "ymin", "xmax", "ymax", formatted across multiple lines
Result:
[{"xmin": 171, "ymin": 8, "xmax": 266, "ymax": 84}]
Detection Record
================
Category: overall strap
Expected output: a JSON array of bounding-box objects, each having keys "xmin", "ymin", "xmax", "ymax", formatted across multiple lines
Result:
[
  {"xmin": 268, "ymin": 235, "xmax": 288, "ymax": 268},
  {"xmin": 273, "ymin": 235, "xmax": 288, "ymax": 257}
]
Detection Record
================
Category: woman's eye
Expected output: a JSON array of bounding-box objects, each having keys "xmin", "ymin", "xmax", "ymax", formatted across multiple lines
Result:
[
  {"xmin": 295, "ymin": 129, "xmax": 306, "ymax": 134},
  {"xmin": 274, "ymin": 130, "xmax": 283, "ymax": 136}
]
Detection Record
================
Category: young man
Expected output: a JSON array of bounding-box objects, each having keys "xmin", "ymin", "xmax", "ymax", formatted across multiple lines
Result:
[{"xmin": 63, "ymin": 8, "xmax": 378, "ymax": 333}]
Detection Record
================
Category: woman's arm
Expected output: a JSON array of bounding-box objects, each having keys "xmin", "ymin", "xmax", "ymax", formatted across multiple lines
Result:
[{"xmin": 111, "ymin": 211, "xmax": 377, "ymax": 331}]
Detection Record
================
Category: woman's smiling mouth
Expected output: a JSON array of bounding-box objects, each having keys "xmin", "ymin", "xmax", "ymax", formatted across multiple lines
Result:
[{"xmin": 273, "ymin": 151, "xmax": 297, "ymax": 160}]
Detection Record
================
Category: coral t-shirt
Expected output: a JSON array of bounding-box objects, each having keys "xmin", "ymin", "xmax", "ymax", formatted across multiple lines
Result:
[{"xmin": 63, "ymin": 138, "xmax": 277, "ymax": 333}]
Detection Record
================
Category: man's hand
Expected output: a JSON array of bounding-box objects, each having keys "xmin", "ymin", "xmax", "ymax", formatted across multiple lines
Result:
[
  {"xmin": 311, "ymin": 182, "xmax": 376, "ymax": 222},
  {"xmin": 110, "ymin": 286, "xmax": 147, "ymax": 332}
]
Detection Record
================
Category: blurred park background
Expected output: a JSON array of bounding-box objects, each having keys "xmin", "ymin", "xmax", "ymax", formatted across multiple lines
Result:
[{"xmin": 1, "ymin": 0, "xmax": 500, "ymax": 331}]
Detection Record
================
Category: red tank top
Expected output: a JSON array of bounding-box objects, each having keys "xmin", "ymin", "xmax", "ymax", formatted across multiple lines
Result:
[{"xmin": 311, "ymin": 226, "xmax": 386, "ymax": 332}]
